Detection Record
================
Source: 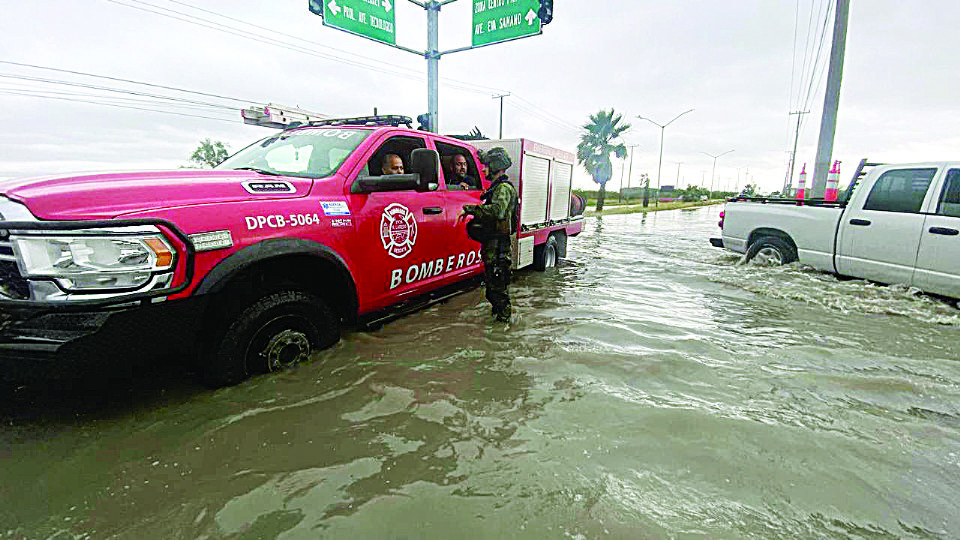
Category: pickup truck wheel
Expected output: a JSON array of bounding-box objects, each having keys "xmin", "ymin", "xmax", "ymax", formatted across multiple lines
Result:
[
  {"xmin": 533, "ymin": 235, "xmax": 559, "ymax": 271},
  {"xmin": 202, "ymin": 290, "xmax": 339, "ymax": 387},
  {"xmin": 744, "ymin": 236, "xmax": 797, "ymax": 266}
]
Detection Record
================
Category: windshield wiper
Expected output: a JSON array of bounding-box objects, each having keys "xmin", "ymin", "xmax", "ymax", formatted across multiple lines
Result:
[{"xmin": 233, "ymin": 167, "xmax": 283, "ymax": 176}]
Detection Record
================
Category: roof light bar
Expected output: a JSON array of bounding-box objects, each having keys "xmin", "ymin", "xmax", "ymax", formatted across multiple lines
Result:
[{"xmin": 304, "ymin": 115, "xmax": 413, "ymax": 128}]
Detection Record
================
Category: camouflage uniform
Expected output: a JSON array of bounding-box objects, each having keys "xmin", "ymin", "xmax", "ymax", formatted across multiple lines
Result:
[{"xmin": 463, "ymin": 173, "xmax": 518, "ymax": 322}]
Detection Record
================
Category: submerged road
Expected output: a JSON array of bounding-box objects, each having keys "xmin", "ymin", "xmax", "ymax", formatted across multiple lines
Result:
[{"xmin": 2, "ymin": 205, "xmax": 958, "ymax": 538}]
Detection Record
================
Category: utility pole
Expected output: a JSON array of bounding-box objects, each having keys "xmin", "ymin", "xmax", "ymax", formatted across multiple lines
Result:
[
  {"xmin": 784, "ymin": 110, "xmax": 809, "ymax": 195},
  {"xmin": 492, "ymin": 92, "xmax": 510, "ymax": 138},
  {"xmin": 675, "ymin": 161, "xmax": 682, "ymax": 186},
  {"xmin": 618, "ymin": 153, "xmax": 626, "ymax": 203},
  {"xmin": 811, "ymin": 0, "xmax": 850, "ymax": 197},
  {"xmin": 625, "ymin": 144, "xmax": 639, "ymax": 192}
]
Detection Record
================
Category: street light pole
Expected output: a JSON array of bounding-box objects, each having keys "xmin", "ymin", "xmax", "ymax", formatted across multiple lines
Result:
[
  {"xmin": 701, "ymin": 149, "xmax": 734, "ymax": 198},
  {"xmin": 637, "ymin": 108, "xmax": 694, "ymax": 207}
]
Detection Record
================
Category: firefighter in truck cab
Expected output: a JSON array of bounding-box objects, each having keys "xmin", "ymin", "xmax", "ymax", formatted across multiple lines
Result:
[{"xmin": 459, "ymin": 147, "xmax": 519, "ymax": 322}]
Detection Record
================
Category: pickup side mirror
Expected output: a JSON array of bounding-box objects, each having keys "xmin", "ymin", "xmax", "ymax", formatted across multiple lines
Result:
[
  {"xmin": 351, "ymin": 174, "xmax": 420, "ymax": 193},
  {"xmin": 350, "ymin": 148, "xmax": 440, "ymax": 194},
  {"xmin": 410, "ymin": 148, "xmax": 439, "ymax": 191}
]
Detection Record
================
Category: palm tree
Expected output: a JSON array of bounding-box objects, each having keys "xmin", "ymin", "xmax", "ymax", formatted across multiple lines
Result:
[{"xmin": 577, "ymin": 109, "xmax": 630, "ymax": 212}]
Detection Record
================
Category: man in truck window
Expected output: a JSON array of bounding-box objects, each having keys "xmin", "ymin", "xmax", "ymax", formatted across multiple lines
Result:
[
  {"xmin": 446, "ymin": 154, "xmax": 479, "ymax": 190},
  {"xmin": 381, "ymin": 153, "xmax": 404, "ymax": 175},
  {"xmin": 459, "ymin": 147, "xmax": 518, "ymax": 322}
]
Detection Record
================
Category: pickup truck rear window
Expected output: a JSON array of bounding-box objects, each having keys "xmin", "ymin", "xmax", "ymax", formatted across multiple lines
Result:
[{"xmin": 862, "ymin": 168, "xmax": 936, "ymax": 213}]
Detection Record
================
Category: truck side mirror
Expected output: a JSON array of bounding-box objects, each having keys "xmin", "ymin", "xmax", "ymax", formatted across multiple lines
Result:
[
  {"xmin": 351, "ymin": 174, "xmax": 420, "ymax": 193},
  {"xmin": 410, "ymin": 148, "xmax": 439, "ymax": 191}
]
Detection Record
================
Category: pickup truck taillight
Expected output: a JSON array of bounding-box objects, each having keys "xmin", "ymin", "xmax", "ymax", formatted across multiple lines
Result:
[{"xmin": 718, "ymin": 210, "xmax": 725, "ymax": 229}]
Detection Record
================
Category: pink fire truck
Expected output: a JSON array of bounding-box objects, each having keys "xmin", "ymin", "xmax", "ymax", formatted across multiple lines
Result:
[{"xmin": 0, "ymin": 109, "xmax": 584, "ymax": 386}]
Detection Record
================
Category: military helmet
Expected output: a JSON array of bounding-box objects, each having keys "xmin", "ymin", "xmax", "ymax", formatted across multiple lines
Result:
[{"xmin": 479, "ymin": 147, "xmax": 512, "ymax": 173}]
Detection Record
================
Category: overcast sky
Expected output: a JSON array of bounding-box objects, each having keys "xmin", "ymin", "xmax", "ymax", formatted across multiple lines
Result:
[{"xmin": 2, "ymin": 1, "xmax": 959, "ymax": 194}]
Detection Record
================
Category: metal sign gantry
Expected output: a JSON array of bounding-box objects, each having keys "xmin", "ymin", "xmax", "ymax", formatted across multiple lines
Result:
[{"xmin": 308, "ymin": 0, "xmax": 551, "ymax": 132}]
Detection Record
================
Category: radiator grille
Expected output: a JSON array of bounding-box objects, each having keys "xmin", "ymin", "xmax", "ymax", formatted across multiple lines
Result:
[
  {"xmin": 0, "ymin": 209, "xmax": 31, "ymax": 300},
  {"xmin": 0, "ymin": 261, "xmax": 29, "ymax": 300}
]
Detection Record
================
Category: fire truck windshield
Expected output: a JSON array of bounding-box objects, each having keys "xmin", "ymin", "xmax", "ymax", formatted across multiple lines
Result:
[{"xmin": 217, "ymin": 128, "xmax": 371, "ymax": 178}]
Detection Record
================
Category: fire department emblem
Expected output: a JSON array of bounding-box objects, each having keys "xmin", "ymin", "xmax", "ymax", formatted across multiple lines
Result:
[{"xmin": 380, "ymin": 203, "xmax": 418, "ymax": 259}]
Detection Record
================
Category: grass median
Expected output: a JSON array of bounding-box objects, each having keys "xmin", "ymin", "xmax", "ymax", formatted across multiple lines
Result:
[{"xmin": 583, "ymin": 200, "xmax": 721, "ymax": 217}]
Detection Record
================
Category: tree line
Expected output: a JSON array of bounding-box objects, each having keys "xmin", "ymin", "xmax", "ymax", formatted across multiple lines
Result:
[{"xmin": 188, "ymin": 113, "xmax": 746, "ymax": 208}]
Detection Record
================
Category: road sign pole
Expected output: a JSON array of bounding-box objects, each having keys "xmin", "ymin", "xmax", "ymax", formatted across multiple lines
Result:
[{"xmin": 427, "ymin": 1, "xmax": 439, "ymax": 132}]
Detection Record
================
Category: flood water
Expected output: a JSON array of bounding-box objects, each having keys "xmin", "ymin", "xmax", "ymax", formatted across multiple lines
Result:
[{"xmin": 2, "ymin": 205, "xmax": 959, "ymax": 539}]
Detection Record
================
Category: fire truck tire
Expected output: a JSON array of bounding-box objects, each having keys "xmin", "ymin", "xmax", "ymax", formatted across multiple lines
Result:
[
  {"xmin": 533, "ymin": 235, "xmax": 559, "ymax": 271},
  {"xmin": 743, "ymin": 236, "xmax": 797, "ymax": 266},
  {"xmin": 202, "ymin": 289, "xmax": 340, "ymax": 387}
]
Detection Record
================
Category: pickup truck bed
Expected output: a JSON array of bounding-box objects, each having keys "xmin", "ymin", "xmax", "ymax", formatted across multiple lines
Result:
[{"xmin": 712, "ymin": 159, "xmax": 960, "ymax": 301}]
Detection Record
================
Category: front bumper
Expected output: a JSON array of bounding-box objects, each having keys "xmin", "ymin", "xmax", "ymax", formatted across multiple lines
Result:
[{"xmin": 0, "ymin": 296, "xmax": 209, "ymax": 383}]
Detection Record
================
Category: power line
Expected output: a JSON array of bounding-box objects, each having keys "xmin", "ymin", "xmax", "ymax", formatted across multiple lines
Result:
[
  {"xmin": 0, "ymin": 3, "xmax": 581, "ymax": 136},
  {"xmin": 0, "ymin": 73, "xmax": 241, "ymax": 111},
  {"xmin": 0, "ymin": 90, "xmax": 237, "ymax": 122},
  {"xmin": 104, "ymin": 0, "xmax": 431, "ymax": 87},
  {"xmin": 0, "ymin": 62, "xmax": 586, "ymax": 138},
  {"xmin": 795, "ymin": 0, "xmax": 818, "ymax": 109},
  {"xmin": 787, "ymin": 0, "xmax": 801, "ymax": 146},
  {"xmin": 0, "ymin": 60, "xmax": 259, "ymax": 105},
  {"xmin": 504, "ymin": 100, "xmax": 579, "ymax": 134},
  {"xmin": 511, "ymin": 94, "xmax": 581, "ymax": 132},
  {"xmin": 0, "ymin": 84, "xmax": 235, "ymax": 114},
  {"xmin": 800, "ymin": 1, "xmax": 834, "ymax": 113},
  {"xmin": 796, "ymin": 0, "xmax": 828, "ymax": 109},
  {"xmin": 788, "ymin": 0, "xmax": 833, "ymax": 141}
]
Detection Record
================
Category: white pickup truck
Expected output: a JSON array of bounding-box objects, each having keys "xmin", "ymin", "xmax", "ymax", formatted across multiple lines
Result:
[{"xmin": 711, "ymin": 159, "xmax": 960, "ymax": 300}]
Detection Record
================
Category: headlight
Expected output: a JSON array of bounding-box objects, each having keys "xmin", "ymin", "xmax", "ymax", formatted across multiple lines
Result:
[{"xmin": 13, "ymin": 232, "xmax": 174, "ymax": 291}]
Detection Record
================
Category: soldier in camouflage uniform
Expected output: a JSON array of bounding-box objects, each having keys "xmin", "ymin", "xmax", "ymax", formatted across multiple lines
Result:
[{"xmin": 460, "ymin": 147, "xmax": 519, "ymax": 322}]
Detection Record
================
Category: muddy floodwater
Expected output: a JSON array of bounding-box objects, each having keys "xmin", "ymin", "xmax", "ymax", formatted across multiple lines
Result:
[{"xmin": 2, "ymin": 205, "xmax": 959, "ymax": 539}]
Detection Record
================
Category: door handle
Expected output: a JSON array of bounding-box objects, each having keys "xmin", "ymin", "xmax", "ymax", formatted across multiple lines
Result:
[
  {"xmin": 849, "ymin": 218, "xmax": 871, "ymax": 226},
  {"xmin": 423, "ymin": 207, "xmax": 443, "ymax": 215},
  {"xmin": 929, "ymin": 226, "xmax": 959, "ymax": 236}
]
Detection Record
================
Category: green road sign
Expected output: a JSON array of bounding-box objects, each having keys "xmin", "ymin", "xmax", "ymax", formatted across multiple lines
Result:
[
  {"xmin": 319, "ymin": 0, "xmax": 396, "ymax": 46},
  {"xmin": 472, "ymin": 0, "xmax": 541, "ymax": 47}
]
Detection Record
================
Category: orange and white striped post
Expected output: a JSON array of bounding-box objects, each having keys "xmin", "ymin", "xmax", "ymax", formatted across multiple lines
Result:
[
  {"xmin": 824, "ymin": 160, "xmax": 840, "ymax": 201},
  {"xmin": 796, "ymin": 163, "xmax": 807, "ymax": 200}
]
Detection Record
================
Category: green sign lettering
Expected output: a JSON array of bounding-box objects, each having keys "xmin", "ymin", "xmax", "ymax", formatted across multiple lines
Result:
[
  {"xmin": 472, "ymin": 0, "xmax": 541, "ymax": 46},
  {"xmin": 320, "ymin": 0, "xmax": 396, "ymax": 46}
]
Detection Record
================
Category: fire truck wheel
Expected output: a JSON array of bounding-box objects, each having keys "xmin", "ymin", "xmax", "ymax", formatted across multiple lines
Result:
[
  {"xmin": 533, "ymin": 235, "xmax": 559, "ymax": 271},
  {"xmin": 202, "ymin": 289, "xmax": 339, "ymax": 387},
  {"xmin": 743, "ymin": 236, "xmax": 797, "ymax": 266}
]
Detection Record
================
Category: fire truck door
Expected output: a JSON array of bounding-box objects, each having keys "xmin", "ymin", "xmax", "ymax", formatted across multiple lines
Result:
[
  {"xmin": 350, "ymin": 135, "xmax": 452, "ymax": 310},
  {"xmin": 436, "ymin": 140, "xmax": 485, "ymax": 277}
]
